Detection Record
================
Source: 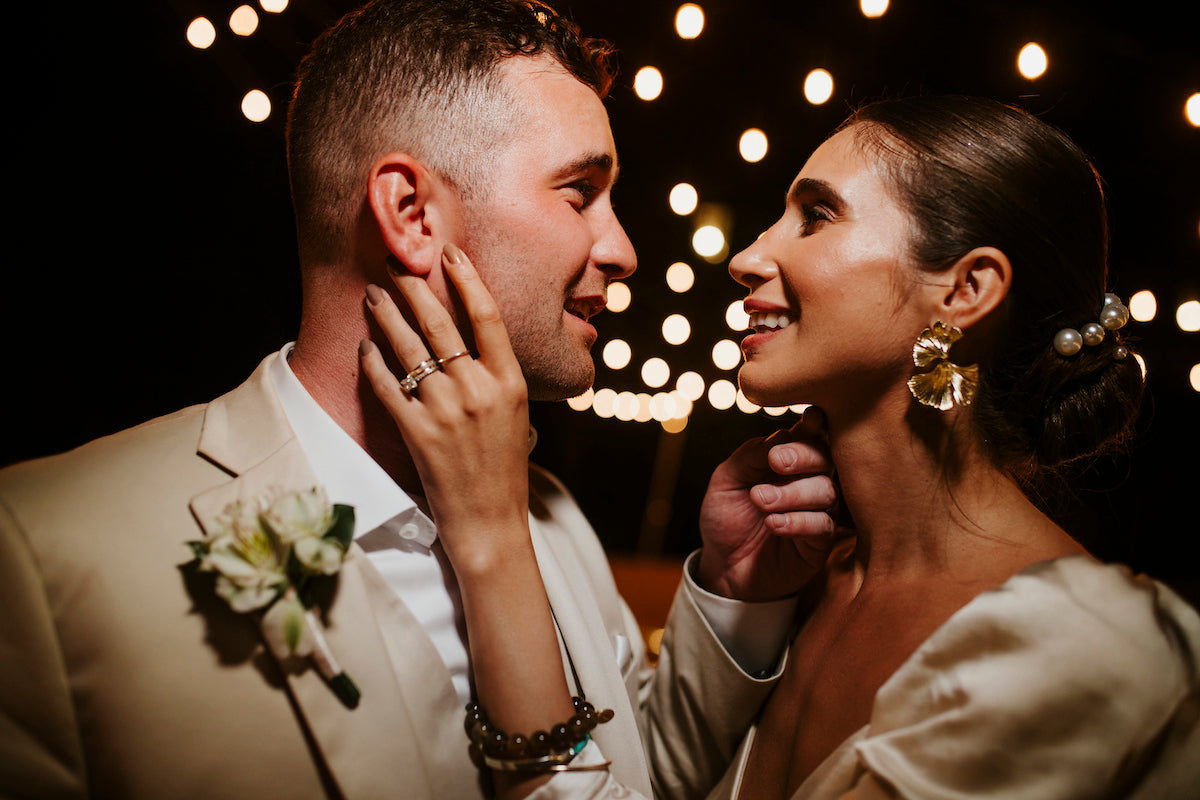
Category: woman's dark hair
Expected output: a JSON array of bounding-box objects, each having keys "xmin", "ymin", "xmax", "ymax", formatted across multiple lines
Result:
[{"xmin": 845, "ymin": 96, "xmax": 1143, "ymax": 484}]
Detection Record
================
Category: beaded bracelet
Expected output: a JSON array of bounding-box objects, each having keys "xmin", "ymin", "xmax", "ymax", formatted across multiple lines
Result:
[{"xmin": 465, "ymin": 696, "xmax": 615, "ymax": 773}]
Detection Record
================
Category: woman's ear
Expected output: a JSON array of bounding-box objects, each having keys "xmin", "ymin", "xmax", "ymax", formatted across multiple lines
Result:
[
  {"xmin": 937, "ymin": 246, "xmax": 1012, "ymax": 331},
  {"xmin": 366, "ymin": 153, "xmax": 443, "ymax": 276}
]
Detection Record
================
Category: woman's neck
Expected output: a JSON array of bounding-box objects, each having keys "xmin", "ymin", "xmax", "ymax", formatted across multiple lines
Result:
[{"xmin": 825, "ymin": 394, "xmax": 1084, "ymax": 583}]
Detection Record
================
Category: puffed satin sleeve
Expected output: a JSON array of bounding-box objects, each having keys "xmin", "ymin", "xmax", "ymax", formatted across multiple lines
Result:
[{"xmin": 852, "ymin": 558, "xmax": 1200, "ymax": 800}]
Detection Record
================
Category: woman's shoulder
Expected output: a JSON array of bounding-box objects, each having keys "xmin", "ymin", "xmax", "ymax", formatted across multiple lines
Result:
[{"xmin": 853, "ymin": 556, "xmax": 1200, "ymax": 798}]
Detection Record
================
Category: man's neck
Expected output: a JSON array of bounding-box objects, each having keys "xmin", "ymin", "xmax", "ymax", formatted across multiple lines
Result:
[{"xmin": 289, "ymin": 317, "xmax": 424, "ymax": 497}]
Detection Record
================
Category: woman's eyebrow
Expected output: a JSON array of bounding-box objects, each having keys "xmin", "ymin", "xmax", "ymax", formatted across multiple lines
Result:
[{"xmin": 787, "ymin": 177, "xmax": 847, "ymax": 210}]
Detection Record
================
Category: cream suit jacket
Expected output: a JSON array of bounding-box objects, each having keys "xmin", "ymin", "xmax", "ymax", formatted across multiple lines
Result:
[{"xmin": 0, "ymin": 354, "xmax": 779, "ymax": 799}]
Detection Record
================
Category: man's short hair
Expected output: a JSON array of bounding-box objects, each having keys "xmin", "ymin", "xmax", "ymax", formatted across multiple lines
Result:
[{"xmin": 286, "ymin": 0, "xmax": 617, "ymax": 265}]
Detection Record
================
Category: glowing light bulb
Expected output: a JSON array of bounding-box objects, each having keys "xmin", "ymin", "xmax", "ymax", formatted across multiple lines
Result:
[
  {"xmin": 803, "ymin": 69, "xmax": 834, "ymax": 104},
  {"xmin": 675, "ymin": 4, "xmax": 704, "ymax": 39},
  {"xmin": 1018, "ymin": 43, "xmax": 1048, "ymax": 79},
  {"xmin": 634, "ymin": 67, "xmax": 663, "ymax": 101}
]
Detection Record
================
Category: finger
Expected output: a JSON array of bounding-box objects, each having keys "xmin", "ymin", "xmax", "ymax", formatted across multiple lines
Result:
[
  {"xmin": 764, "ymin": 510, "xmax": 836, "ymax": 537},
  {"xmin": 359, "ymin": 338, "xmax": 415, "ymax": 414},
  {"xmin": 751, "ymin": 474, "xmax": 837, "ymax": 513},
  {"xmin": 388, "ymin": 268, "xmax": 469, "ymax": 367},
  {"xmin": 365, "ymin": 283, "xmax": 432, "ymax": 369},
  {"xmin": 441, "ymin": 243, "xmax": 519, "ymax": 373}
]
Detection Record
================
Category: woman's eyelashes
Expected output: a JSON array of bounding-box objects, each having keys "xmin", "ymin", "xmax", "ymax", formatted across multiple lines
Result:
[{"xmin": 799, "ymin": 203, "xmax": 833, "ymax": 232}]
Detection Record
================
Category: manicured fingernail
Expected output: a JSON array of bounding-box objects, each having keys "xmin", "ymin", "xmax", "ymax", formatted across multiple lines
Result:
[
  {"xmin": 359, "ymin": 339, "xmax": 376, "ymax": 357},
  {"xmin": 365, "ymin": 284, "xmax": 387, "ymax": 307},
  {"xmin": 443, "ymin": 242, "xmax": 464, "ymax": 265}
]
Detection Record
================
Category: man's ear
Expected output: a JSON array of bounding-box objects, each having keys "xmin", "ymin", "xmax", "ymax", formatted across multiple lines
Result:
[
  {"xmin": 366, "ymin": 153, "xmax": 443, "ymax": 276},
  {"xmin": 935, "ymin": 246, "xmax": 1012, "ymax": 331}
]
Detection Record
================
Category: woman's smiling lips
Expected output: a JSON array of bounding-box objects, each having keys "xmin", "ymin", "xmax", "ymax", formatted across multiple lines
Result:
[{"xmin": 741, "ymin": 302, "xmax": 796, "ymax": 351}]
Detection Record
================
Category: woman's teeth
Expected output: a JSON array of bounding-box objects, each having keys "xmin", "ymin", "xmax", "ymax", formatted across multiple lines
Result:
[{"xmin": 747, "ymin": 311, "xmax": 793, "ymax": 330}]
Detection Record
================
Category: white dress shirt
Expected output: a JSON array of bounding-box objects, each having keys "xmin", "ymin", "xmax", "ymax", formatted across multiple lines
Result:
[{"xmin": 269, "ymin": 343, "xmax": 473, "ymax": 705}]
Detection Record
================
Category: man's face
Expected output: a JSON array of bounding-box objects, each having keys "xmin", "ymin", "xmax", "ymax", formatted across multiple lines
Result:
[{"xmin": 455, "ymin": 56, "xmax": 636, "ymax": 401}]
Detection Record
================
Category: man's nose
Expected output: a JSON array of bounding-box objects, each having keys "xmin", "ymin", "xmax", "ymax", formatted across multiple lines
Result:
[{"xmin": 593, "ymin": 211, "xmax": 637, "ymax": 279}]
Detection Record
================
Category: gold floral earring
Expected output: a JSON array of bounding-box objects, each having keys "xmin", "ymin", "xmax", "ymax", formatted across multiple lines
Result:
[{"xmin": 907, "ymin": 321, "xmax": 979, "ymax": 410}]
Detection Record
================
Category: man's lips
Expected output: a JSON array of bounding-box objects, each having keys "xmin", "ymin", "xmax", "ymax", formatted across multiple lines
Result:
[{"xmin": 565, "ymin": 296, "xmax": 605, "ymax": 321}]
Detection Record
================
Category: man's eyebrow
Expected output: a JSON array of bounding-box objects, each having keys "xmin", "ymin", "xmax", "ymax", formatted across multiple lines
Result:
[
  {"xmin": 787, "ymin": 177, "xmax": 846, "ymax": 209},
  {"xmin": 553, "ymin": 152, "xmax": 615, "ymax": 181}
]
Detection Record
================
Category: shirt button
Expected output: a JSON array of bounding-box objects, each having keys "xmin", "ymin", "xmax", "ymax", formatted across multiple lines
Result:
[{"xmin": 398, "ymin": 522, "xmax": 421, "ymax": 540}]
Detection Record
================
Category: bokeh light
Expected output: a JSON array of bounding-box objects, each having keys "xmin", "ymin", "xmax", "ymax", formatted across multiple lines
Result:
[
  {"xmin": 803, "ymin": 69, "xmax": 834, "ymax": 104},
  {"xmin": 634, "ymin": 67, "xmax": 663, "ymax": 100},
  {"xmin": 739, "ymin": 128, "xmax": 768, "ymax": 162},
  {"xmin": 712, "ymin": 339, "xmax": 742, "ymax": 370},
  {"xmin": 676, "ymin": 371, "xmax": 705, "ymax": 401},
  {"xmin": 642, "ymin": 357, "xmax": 670, "ymax": 388},
  {"xmin": 693, "ymin": 225, "xmax": 726, "ymax": 258},
  {"xmin": 1186, "ymin": 93, "xmax": 1200, "ymax": 127},
  {"xmin": 603, "ymin": 339, "xmax": 632, "ymax": 369},
  {"xmin": 1190, "ymin": 364, "xmax": 1200, "ymax": 392},
  {"xmin": 708, "ymin": 379, "xmax": 737, "ymax": 410},
  {"xmin": 607, "ymin": 282, "xmax": 631, "ymax": 312},
  {"xmin": 675, "ymin": 4, "xmax": 704, "ymax": 39},
  {"xmin": 186, "ymin": 17, "xmax": 216, "ymax": 48},
  {"xmin": 669, "ymin": 183, "xmax": 699, "ymax": 215},
  {"xmin": 230, "ymin": 5, "xmax": 259, "ymax": 35},
  {"xmin": 860, "ymin": 0, "xmax": 889, "ymax": 17},
  {"xmin": 567, "ymin": 387, "xmax": 594, "ymax": 411},
  {"xmin": 1130, "ymin": 290, "xmax": 1157, "ymax": 322},
  {"xmin": 665, "ymin": 262, "xmax": 695, "ymax": 293},
  {"xmin": 260, "ymin": 0, "xmax": 288, "ymax": 12},
  {"xmin": 241, "ymin": 90, "xmax": 271, "ymax": 122},
  {"xmin": 1177, "ymin": 300, "xmax": 1200, "ymax": 332},
  {"xmin": 725, "ymin": 300, "xmax": 749, "ymax": 331},
  {"xmin": 662, "ymin": 314, "xmax": 691, "ymax": 345},
  {"xmin": 1018, "ymin": 43, "xmax": 1048, "ymax": 79}
]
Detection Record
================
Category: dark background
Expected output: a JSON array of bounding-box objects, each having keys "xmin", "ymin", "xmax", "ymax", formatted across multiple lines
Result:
[{"xmin": 7, "ymin": 1, "xmax": 1198, "ymax": 599}]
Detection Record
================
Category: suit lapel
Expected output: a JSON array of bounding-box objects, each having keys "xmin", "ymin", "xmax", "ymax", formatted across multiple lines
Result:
[
  {"xmin": 529, "ymin": 514, "xmax": 653, "ymax": 797},
  {"xmin": 188, "ymin": 354, "xmax": 469, "ymax": 799}
]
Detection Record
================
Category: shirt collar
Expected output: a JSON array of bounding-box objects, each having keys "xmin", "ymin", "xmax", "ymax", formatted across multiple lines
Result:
[{"xmin": 268, "ymin": 343, "xmax": 438, "ymax": 550}]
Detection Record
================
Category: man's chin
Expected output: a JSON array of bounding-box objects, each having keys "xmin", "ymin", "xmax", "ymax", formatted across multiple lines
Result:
[{"xmin": 524, "ymin": 367, "xmax": 595, "ymax": 403}]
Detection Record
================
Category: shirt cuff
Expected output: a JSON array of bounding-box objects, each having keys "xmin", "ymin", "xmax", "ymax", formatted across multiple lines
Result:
[{"xmin": 683, "ymin": 550, "xmax": 799, "ymax": 677}]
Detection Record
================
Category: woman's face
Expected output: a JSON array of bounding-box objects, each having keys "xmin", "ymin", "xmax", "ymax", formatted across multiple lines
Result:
[{"xmin": 730, "ymin": 126, "xmax": 930, "ymax": 410}]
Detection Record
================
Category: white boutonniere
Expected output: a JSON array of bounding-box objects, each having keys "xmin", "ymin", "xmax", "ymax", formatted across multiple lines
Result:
[{"xmin": 188, "ymin": 486, "xmax": 361, "ymax": 708}]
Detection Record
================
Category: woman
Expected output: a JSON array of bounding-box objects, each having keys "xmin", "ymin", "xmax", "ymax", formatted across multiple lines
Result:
[
  {"xmin": 360, "ymin": 95, "xmax": 1200, "ymax": 799},
  {"xmin": 700, "ymin": 95, "xmax": 1200, "ymax": 798}
]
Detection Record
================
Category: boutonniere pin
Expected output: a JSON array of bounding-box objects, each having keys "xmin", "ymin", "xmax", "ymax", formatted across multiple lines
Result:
[{"xmin": 188, "ymin": 486, "xmax": 361, "ymax": 708}]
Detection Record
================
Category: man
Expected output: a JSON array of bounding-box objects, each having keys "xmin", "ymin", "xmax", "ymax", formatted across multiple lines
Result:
[{"xmin": 1, "ymin": 1, "xmax": 833, "ymax": 798}]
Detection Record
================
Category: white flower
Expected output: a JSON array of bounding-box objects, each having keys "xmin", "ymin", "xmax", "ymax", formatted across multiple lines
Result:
[
  {"xmin": 263, "ymin": 486, "xmax": 336, "ymax": 545},
  {"xmin": 294, "ymin": 536, "xmax": 345, "ymax": 575},
  {"xmin": 188, "ymin": 486, "xmax": 360, "ymax": 707},
  {"xmin": 261, "ymin": 590, "xmax": 314, "ymax": 659},
  {"xmin": 196, "ymin": 496, "xmax": 286, "ymax": 612}
]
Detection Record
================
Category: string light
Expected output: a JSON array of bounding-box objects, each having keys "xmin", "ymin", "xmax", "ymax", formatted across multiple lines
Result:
[
  {"xmin": 241, "ymin": 90, "xmax": 271, "ymax": 122},
  {"xmin": 1018, "ymin": 43, "xmax": 1048, "ymax": 79},
  {"xmin": 739, "ymin": 128, "xmax": 768, "ymax": 162},
  {"xmin": 1129, "ymin": 290, "xmax": 1157, "ymax": 322},
  {"xmin": 804, "ymin": 69, "xmax": 834, "ymax": 104},
  {"xmin": 187, "ymin": 18, "xmax": 216, "ymax": 48},
  {"xmin": 860, "ymin": 0, "xmax": 889, "ymax": 18},
  {"xmin": 675, "ymin": 4, "xmax": 704, "ymax": 39},
  {"xmin": 669, "ymin": 183, "xmax": 699, "ymax": 215},
  {"xmin": 666, "ymin": 262, "xmax": 695, "ymax": 293},
  {"xmin": 230, "ymin": 5, "xmax": 259, "ymax": 36},
  {"xmin": 634, "ymin": 67, "xmax": 663, "ymax": 100},
  {"xmin": 602, "ymin": 339, "xmax": 632, "ymax": 369},
  {"xmin": 607, "ymin": 282, "xmax": 631, "ymax": 312},
  {"xmin": 1177, "ymin": 300, "xmax": 1200, "ymax": 332}
]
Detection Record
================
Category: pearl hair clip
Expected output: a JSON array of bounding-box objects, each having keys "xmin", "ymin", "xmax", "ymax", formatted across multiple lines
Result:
[{"xmin": 1053, "ymin": 293, "xmax": 1130, "ymax": 359}]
